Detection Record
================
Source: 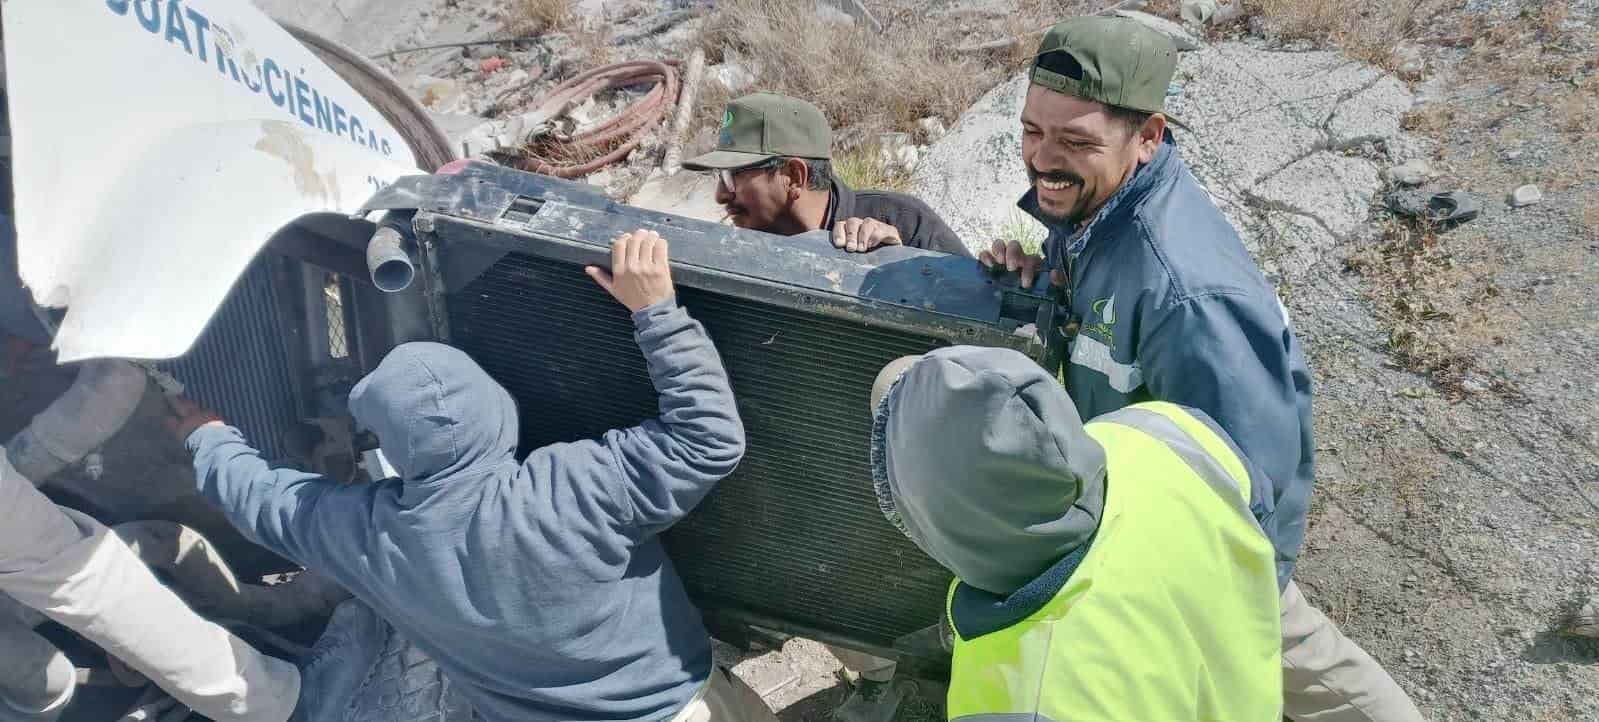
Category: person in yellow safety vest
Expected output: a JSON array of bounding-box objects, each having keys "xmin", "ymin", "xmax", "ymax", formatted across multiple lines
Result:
[{"xmin": 867, "ymin": 347, "xmax": 1283, "ymax": 721}]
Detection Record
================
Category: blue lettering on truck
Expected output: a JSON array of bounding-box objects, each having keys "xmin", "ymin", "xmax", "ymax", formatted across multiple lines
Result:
[
  {"xmin": 106, "ymin": 0, "xmax": 398, "ymax": 158},
  {"xmin": 134, "ymin": 0, "xmax": 161, "ymax": 32}
]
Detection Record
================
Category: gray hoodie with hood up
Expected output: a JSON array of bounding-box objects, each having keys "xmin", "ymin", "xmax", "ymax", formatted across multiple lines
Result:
[
  {"xmin": 871, "ymin": 347, "xmax": 1271, "ymax": 612},
  {"xmin": 187, "ymin": 298, "xmax": 744, "ymax": 722},
  {"xmin": 872, "ymin": 346, "xmax": 1107, "ymax": 597}
]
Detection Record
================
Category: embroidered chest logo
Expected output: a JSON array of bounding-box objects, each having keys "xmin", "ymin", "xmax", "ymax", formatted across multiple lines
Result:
[{"xmin": 1083, "ymin": 295, "xmax": 1117, "ymax": 347}]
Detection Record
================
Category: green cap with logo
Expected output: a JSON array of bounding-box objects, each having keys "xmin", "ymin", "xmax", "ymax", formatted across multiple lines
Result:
[
  {"xmin": 1030, "ymin": 16, "xmax": 1179, "ymax": 116},
  {"xmin": 682, "ymin": 92, "xmax": 832, "ymax": 171}
]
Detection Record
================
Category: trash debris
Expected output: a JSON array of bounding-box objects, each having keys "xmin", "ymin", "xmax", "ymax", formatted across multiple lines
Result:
[
  {"xmin": 608, "ymin": 9, "xmax": 697, "ymax": 46},
  {"xmin": 711, "ymin": 62, "xmax": 756, "ymax": 94},
  {"xmin": 815, "ymin": 0, "xmax": 856, "ymax": 26},
  {"xmin": 819, "ymin": 0, "xmax": 884, "ymax": 33},
  {"xmin": 479, "ymin": 56, "xmax": 510, "ymax": 75},
  {"xmin": 1561, "ymin": 598, "xmax": 1599, "ymax": 639},
  {"xmin": 512, "ymin": 59, "xmax": 680, "ymax": 179},
  {"xmin": 1386, "ymin": 189, "xmax": 1481, "ymax": 226},
  {"xmin": 1393, "ymin": 42, "xmax": 1425, "ymax": 78},
  {"xmin": 1509, "ymin": 184, "xmax": 1543, "ymax": 208},
  {"xmin": 567, "ymin": 97, "xmax": 600, "ymax": 130},
  {"xmin": 1180, "ymin": 0, "xmax": 1217, "ymax": 26},
  {"xmin": 1384, "ymin": 159, "xmax": 1432, "ymax": 187},
  {"xmin": 878, "ymin": 132, "xmax": 919, "ymax": 174},
  {"xmin": 415, "ymin": 75, "xmax": 468, "ymax": 113},
  {"xmin": 916, "ymin": 116, "xmax": 948, "ymax": 143}
]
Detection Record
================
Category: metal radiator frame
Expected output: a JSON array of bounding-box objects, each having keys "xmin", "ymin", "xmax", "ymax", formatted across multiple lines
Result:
[{"xmin": 357, "ymin": 162, "xmax": 1068, "ymax": 676}]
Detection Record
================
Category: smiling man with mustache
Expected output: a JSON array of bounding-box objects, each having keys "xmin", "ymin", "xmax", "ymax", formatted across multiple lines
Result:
[
  {"xmin": 979, "ymin": 16, "xmax": 1422, "ymax": 722},
  {"xmin": 683, "ymin": 93, "xmax": 970, "ymax": 258}
]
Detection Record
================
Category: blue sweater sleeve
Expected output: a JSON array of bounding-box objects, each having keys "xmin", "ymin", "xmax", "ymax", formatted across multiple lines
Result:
[
  {"xmin": 187, "ymin": 424, "xmax": 378, "ymax": 576},
  {"xmin": 1138, "ymin": 292, "xmax": 1309, "ymax": 579},
  {"xmin": 523, "ymin": 297, "xmax": 746, "ymax": 542}
]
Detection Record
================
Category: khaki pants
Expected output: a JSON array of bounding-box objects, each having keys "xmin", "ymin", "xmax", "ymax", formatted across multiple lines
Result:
[
  {"xmin": 1282, "ymin": 581, "xmax": 1423, "ymax": 722},
  {"xmin": 827, "ymin": 582, "xmax": 1420, "ymax": 722},
  {"xmin": 0, "ymin": 449, "xmax": 301, "ymax": 722},
  {"xmin": 827, "ymin": 645, "xmax": 898, "ymax": 683},
  {"xmin": 671, "ymin": 667, "xmax": 778, "ymax": 722}
]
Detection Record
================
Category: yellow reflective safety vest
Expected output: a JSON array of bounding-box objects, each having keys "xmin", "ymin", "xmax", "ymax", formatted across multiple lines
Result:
[{"xmin": 945, "ymin": 402, "xmax": 1282, "ymax": 722}]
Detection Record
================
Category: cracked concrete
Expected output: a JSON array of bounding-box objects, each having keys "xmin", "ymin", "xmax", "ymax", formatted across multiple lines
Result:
[
  {"xmin": 1326, "ymin": 76, "xmax": 1413, "ymax": 149},
  {"xmin": 1169, "ymin": 42, "xmax": 1414, "ymax": 281},
  {"xmin": 1251, "ymin": 151, "xmax": 1382, "ymax": 238},
  {"xmin": 914, "ymin": 42, "xmax": 1415, "ymax": 278}
]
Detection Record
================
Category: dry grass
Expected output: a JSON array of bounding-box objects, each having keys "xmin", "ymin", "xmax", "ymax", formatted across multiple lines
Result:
[
  {"xmin": 1400, "ymin": 105, "xmax": 1453, "ymax": 135},
  {"xmin": 1554, "ymin": 82, "xmax": 1599, "ymax": 136},
  {"xmin": 1582, "ymin": 204, "xmax": 1599, "ymax": 241},
  {"xmin": 692, "ymin": 0, "xmax": 1007, "ymax": 142},
  {"xmin": 832, "ymin": 145, "xmax": 913, "ymax": 194},
  {"xmin": 509, "ymin": 0, "xmax": 574, "ymax": 35},
  {"xmin": 1243, "ymin": 0, "xmax": 1448, "ymax": 68},
  {"xmin": 995, "ymin": 210, "xmax": 1048, "ymax": 256},
  {"xmin": 1343, "ymin": 219, "xmax": 1512, "ymax": 399}
]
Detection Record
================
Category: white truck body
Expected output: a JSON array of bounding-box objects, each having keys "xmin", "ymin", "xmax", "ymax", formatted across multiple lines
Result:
[{"xmin": 3, "ymin": 0, "xmax": 419, "ymax": 362}]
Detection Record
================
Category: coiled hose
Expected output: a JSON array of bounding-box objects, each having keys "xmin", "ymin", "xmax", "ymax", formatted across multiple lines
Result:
[{"xmin": 513, "ymin": 59, "xmax": 680, "ymax": 178}]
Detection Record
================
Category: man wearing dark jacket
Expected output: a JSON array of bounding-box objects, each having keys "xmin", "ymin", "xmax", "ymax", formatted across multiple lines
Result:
[
  {"xmin": 684, "ymin": 93, "xmax": 970, "ymax": 257},
  {"xmin": 168, "ymin": 231, "xmax": 777, "ymax": 722},
  {"xmin": 978, "ymin": 16, "xmax": 1420, "ymax": 722},
  {"xmin": 685, "ymin": 92, "xmax": 966, "ymax": 721}
]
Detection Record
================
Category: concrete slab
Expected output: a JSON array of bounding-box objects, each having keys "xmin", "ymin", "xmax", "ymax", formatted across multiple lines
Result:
[
  {"xmin": 1258, "ymin": 210, "xmax": 1339, "ymax": 281},
  {"xmin": 1252, "ymin": 151, "xmax": 1381, "ymax": 238},
  {"xmin": 1208, "ymin": 45, "xmax": 1378, "ymax": 126},
  {"xmin": 1327, "ymin": 75, "xmax": 1414, "ymax": 149},
  {"xmin": 1168, "ymin": 50, "xmax": 1328, "ymax": 185}
]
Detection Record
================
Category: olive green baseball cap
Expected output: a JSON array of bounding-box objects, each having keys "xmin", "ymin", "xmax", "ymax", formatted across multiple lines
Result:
[
  {"xmin": 1031, "ymin": 16, "xmax": 1179, "ymax": 117},
  {"xmin": 682, "ymin": 93, "xmax": 832, "ymax": 171}
]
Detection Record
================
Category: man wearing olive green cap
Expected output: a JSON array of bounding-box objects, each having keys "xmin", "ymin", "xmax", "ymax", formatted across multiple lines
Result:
[
  {"xmin": 975, "ymin": 15, "xmax": 1422, "ymax": 722},
  {"xmin": 684, "ymin": 91, "xmax": 963, "ymax": 722},
  {"xmin": 683, "ymin": 93, "xmax": 969, "ymax": 257}
]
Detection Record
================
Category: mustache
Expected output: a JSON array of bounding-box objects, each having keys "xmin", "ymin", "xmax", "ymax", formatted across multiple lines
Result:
[{"xmin": 1027, "ymin": 166, "xmax": 1083, "ymax": 185}]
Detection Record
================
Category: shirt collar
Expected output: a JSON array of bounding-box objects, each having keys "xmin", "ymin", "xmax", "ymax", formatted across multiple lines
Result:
[
  {"xmin": 1016, "ymin": 137, "xmax": 1177, "ymax": 264},
  {"xmin": 823, "ymin": 177, "xmax": 857, "ymax": 230}
]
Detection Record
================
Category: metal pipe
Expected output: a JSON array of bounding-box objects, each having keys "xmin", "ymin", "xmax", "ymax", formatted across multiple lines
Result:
[
  {"xmin": 362, "ymin": 212, "xmax": 432, "ymax": 348},
  {"xmin": 366, "ymin": 224, "xmax": 416, "ymax": 293}
]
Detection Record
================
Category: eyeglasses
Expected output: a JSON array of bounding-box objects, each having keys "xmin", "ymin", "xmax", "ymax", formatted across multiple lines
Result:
[{"xmin": 716, "ymin": 158, "xmax": 787, "ymax": 191}]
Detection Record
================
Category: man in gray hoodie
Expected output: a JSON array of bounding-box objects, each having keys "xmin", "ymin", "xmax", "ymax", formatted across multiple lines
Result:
[
  {"xmin": 168, "ymin": 230, "xmax": 777, "ymax": 722},
  {"xmin": 867, "ymin": 346, "xmax": 1284, "ymax": 719}
]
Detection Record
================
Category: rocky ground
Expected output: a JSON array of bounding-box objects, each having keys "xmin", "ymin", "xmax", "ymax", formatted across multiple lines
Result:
[
  {"xmin": 356, "ymin": 2, "xmax": 1599, "ymax": 718},
  {"xmin": 909, "ymin": 11, "xmax": 1599, "ymax": 719},
  {"xmin": 4, "ymin": 0, "xmax": 1591, "ymax": 719}
]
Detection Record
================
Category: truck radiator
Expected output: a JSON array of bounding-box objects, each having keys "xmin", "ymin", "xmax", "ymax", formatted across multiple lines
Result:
[
  {"xmin": 450, "ymin": 255, "xmax": 953, "ymax": 647},
  {"xmin": 361, "ymin": 163, "xmax": 1059, "ymax": 658},
  {"xmin": 161, "ymin": 257, "xmax": 307, "ymax": 465}
]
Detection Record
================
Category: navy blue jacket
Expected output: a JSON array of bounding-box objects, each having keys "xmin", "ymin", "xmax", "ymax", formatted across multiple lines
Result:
[{"xmin": 1024, "ymin": 139, "xmax": 1315, "ymax": 587}]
